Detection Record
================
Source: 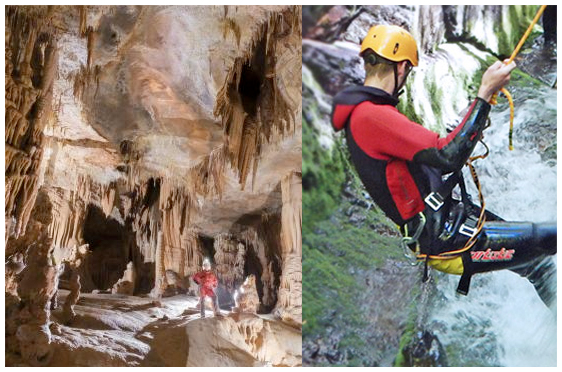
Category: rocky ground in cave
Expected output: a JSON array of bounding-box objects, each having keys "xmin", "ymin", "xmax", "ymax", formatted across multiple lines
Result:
[
  {"xmin": 6, "ymin": 5, "xmax": 301, "ymax": 367},
  {"xmin": 6, "ymin": 290, "xmax": 302, "ymax": 367}
]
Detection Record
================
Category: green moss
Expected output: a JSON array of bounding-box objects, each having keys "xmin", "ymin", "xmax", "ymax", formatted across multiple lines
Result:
[
  {"xmin": 302, "ymin": 196, "xmax": 403, "ymax": 337},
  {"xmin": 302, "ymin": 115, "xmax": 346, "ymax": 234},
  {"xmin": 426, "ymin": 73, "xmax": 444, "ymax": 128},
  {"xmin": 497, "ymin": 5, "xmax": 542, "ymax": 58},
  {"xmin": 392, "ymin": 286, "xmax": 421, "ymax": 366},
  {"xmin": 303, "ymin": 112, "xmax": 404, "ymax": 365},
  {"xmin": 397, "ymin": 72, "xmax": 424, "ymax": 125}
]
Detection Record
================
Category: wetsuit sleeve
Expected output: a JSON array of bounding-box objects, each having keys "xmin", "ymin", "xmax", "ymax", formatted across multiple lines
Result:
[{"xmin": 352, "ymin": 98, "xmax": 490, "ymax": 173}]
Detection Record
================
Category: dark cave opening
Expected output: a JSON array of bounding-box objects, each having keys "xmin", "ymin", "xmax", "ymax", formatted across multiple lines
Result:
[
  {"xmin": 237, "ymin": 37, "xmax": 266, "ymax": 117},
  {"xmin": 199, "ymin": 235, "xmax": 215, "ymax": 263},
  {"xmin": 83, "ymin": 204, "xmax": 128, "ymax": 290}
]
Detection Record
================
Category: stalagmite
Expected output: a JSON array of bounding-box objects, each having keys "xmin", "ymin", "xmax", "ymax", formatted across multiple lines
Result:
[
  {"xmin": 14, "ymin": 234, "xmax": 57, "ymax": 366},
  {"xmin": 111, "ymin": 261, "xmax": 136, "ymax": 295},
  {"xmin": 50, "ymin": 262, "xmax": 65, "ymax": 310},
  {"xmin": 162, "ymin": 269, "xmax": 189, "ymax": 295},
  {"xmin": 233, "ymin": 275, "xmax": 260, "ymax": 314},
  {"xmin": 62, "ymin": 270, "xmax": 81, "ymax": 324},
  {"xmin": 241, "ymin": 226, "xmax": 278, "ymax": 309}
]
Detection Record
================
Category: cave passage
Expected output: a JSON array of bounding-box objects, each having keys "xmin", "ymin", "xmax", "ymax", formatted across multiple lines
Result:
[{"xmin": 83, "ymin": 204, "xmax": 129, "ymax": 290}]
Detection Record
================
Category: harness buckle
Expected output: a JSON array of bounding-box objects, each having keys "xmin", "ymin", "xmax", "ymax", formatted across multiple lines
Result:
[
  {"xmin": 458, "ymin": 216, "xmax": 479, "ymax": 237},
  {"xmin": 424, "ymin": 192, "xmax": 444, "ymax": 211}
]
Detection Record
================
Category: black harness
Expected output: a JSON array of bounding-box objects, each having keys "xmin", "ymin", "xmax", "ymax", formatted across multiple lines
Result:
[{"xmin": 402, "ymin": 168, "xmax": 481, "ymax": 294}]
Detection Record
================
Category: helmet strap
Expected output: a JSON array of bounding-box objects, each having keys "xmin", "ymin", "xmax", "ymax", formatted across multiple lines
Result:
[
  {"xmin": 392, "ymin": 63, "xmax": 412, "ymax": 98},
  {"xmin": 392, "ymin": 63, "xmax": 400, "ymax": 97}
]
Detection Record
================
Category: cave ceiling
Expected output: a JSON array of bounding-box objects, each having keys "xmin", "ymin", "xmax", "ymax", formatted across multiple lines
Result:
[{"xmin": 43, "ymin": 5, "xmax": 302, "ymax": 236}]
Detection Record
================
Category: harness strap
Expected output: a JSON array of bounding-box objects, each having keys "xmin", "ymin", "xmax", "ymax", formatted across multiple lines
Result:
[
  {"xmin": 424, "ymin": 171, "xmax": 461, "ymax": 211},
  {"xmin": 457, "ymin": 252, "xmax": 474, "ymax": 295}
]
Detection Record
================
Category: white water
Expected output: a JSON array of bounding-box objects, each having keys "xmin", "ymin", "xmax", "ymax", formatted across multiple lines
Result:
[{"xmin": 427, "ymin": 75, "xmax": 557, "ymax": 366}]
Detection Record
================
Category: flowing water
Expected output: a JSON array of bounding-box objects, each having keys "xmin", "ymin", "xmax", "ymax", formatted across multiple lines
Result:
[{"xmin": 425, "ymin": 52, "xmax": 557, "ymax": 366}]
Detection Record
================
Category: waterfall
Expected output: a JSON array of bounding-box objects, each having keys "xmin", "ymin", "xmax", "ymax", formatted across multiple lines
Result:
[{"xmin": 425, "ymin": 52, "xmax": 557, "ymax": 367}]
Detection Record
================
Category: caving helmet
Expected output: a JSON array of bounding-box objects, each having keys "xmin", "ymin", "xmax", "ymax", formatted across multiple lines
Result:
[
  {"xmin": 360, "ymin": 24, "xmax": 419, "ymax": 67},
  {"xmin": 202, "ymin": 258, "xmax": 211, "ymax": 271}
]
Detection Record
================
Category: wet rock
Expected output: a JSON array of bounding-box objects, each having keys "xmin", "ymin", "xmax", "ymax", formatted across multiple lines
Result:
[
  {"xmin": 302, "ymin": 39, "xmax": 364, "ymax": 96},
  {"xmin": 399, "ymin": 330, "xmax": 448, "ymax": 367},
  {"xmin": 306, "ymin": 6, "xmax": 365, "ymax": 43}
]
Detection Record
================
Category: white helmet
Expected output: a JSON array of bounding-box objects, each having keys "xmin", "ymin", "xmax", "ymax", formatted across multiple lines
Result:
[{"xmin": 202, "ymin": 258, "xmax": 211, "ymax": 271}]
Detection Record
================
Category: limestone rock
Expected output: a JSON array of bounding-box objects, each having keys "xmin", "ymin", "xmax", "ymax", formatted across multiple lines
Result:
[
  {"xmin": 233, "ymin": 275, "xmax": 260, "ymax": 314},
  {"xmin": 62, "ymin": 271, "xmax": 81, "ymax": 324},
  {"xmin": 111, "ymin": 261, "xmax": 136, "ymax": 295},
  {"xmin": 6, "ymin": 5, "xmax": 301, "ymax": 366}
]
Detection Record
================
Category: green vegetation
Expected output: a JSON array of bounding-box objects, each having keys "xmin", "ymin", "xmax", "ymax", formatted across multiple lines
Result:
[
  {"xmin": 302, "ymin": 115, "xmax": 346, "ymax": 233},
  {"xmin": 303, "ymin": 104, "xmax": 405, "ymax": 365},
  {"xmin": 497, "ymin": 5, "xmax": 542, "ymax": 58}
]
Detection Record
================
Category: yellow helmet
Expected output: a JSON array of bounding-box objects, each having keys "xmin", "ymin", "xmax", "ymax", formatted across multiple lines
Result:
[{"xmin": 360, "ymin": 25, "xmax": 419, "ymax": 67}]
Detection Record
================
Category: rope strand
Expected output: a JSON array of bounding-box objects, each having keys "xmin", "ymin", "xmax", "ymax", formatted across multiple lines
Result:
[{"xmin": 489, "ymin": 5, "xmax": 547, "ymax": 150}]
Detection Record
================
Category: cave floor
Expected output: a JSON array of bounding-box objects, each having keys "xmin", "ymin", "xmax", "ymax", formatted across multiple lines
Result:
[{"xmin": 7, "ymin": 291, "xmax": 299, "ymax": 367}]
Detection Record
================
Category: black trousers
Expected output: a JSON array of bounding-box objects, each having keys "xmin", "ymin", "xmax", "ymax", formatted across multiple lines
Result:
[
  {"xmin": 407, "ymin": 206, "xmax": 557, "ymax": 305},
  {"xmin": 200, "ymin": 293, "xmax": 220, "ymax": 317},
  {"xmin": 466, "ymin": 221, "xmax": 556, "ymax": 305}
]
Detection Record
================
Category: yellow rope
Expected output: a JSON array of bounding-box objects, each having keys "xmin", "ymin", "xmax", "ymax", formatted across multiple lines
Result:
[{"xmin": 489, "ymin": 5, "xmax": 547, "ymax": 150}]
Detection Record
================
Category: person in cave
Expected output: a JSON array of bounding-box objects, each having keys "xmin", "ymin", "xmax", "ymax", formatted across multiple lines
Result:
[
  {"xmin": 330, "ymin": 24, "xmax": 557, "ymax": 305},
  {"xmin": 193, "ymin": 258, "xmax": 221, "ymax": 318}
]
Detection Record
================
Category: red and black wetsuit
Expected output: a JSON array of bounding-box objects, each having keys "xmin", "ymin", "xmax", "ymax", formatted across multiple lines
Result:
[
  {"xmin": 331, "ymin": 85, "xmax": 556, "ymax": 300},
  {"xmin": 331, "ymin": 86, "xmax": 489, "ymax": 226}
]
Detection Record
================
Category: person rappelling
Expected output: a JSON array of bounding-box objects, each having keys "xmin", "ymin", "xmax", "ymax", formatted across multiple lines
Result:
[
  {"xmin": 193, "ymin": 258, "xmax": 221, "ymax": 318},
  {"xmin": 330, "ymin": 24, "xmax": 556, "ymax": 304}
]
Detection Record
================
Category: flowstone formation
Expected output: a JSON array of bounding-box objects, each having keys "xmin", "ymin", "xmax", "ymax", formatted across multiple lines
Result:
[{"xmin": 6, "ymin": 5, "xmax": 302, "ymax": 367}]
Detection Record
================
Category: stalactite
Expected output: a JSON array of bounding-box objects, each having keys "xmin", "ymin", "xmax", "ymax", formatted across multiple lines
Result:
[
  {"xmin": 158, "ymin": 180, "xmax": 205, "ymax": 280},
  {"xmin": 47, "ymin": 182, "xmax": 89, "ymax": 252},
  {"xmin": 190, "ymin": 145, "xmax": 227, "ymax": 200},
  {"xmin": 213, "ymin": 6, "xmax": 300, "ymax": 188},
  {"xmin": 100, "ymin": 182, "xmax": 117, "ymax": 217},
  {"xmin": 78, "ymin": 6, "xmax": 88, "ymax": 37},
  {"xmin": 128, "ymin": 180, "xmax": 160, "ymax": 263}
]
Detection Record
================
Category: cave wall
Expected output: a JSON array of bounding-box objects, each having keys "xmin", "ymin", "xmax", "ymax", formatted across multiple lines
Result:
[{"xmin": 5, "ymin": 7, "xmax": 58, "ymax": 240}]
